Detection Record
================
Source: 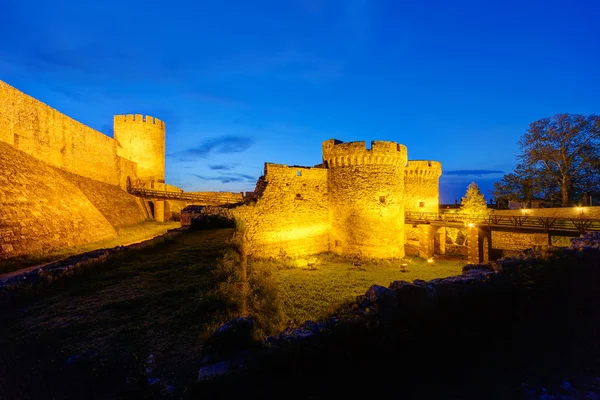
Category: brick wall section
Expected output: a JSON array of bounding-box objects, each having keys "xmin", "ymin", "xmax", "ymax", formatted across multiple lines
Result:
[
  {"xmin": 232, "ymin": 164, "xmax": 330, "ymax": 258},
  {"xmin": 404, "ymin": 160, "xmax": 442, "ymax": 213},
  {"xmin": 0, "ymin": 80, "xmax": 122, "ymax": 186},
  {"xmin": 55, "ymin": 169, "xmax": 148, "ymax": 229},
  {"xmin": 0, "ymin": 141, "xmax": 116, "ymax": 259}
]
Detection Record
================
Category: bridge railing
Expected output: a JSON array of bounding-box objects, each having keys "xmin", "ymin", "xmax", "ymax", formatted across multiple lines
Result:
[
  {"xmin": 405, "ymin": 211, "xmax": 600, "ymax": 233},
  {"xmin": 127, "ymin": 187, "xmax": 244, "ymax": 204}
]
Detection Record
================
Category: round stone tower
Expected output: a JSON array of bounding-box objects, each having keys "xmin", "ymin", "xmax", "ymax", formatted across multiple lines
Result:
[
  {"xmin": 114, "ymin": 114, "xmax": 165, "ymax": 182},
  {"xmin": 322, "ymin": 139, "xmax": 408, "ymax": 259}
]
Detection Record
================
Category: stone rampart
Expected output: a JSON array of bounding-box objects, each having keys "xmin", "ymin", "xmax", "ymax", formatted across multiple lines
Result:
[
  {"xmin": 0, "ymin": 142, "xmax": 117, "ymax": 259},
  {"xmin": 0, "ymin": 80, "xmax": 126, "ymax": 186},
  {"xmin": 232, "ymin": 163, "xmax": 329, "ymax": 258},
  {"xmin": 114, "ymin": 114, "xmax": 165, "ymax": 181},
  {"xmin": 325, "ymin": 140, "xmax": 407, "ymax": 258},
  {"xmin": 56, "ymin": 169, "xmax": 148, "ymax": 229},
  {"xmin": 404, "ymin": 160, "xmax": 442, "ymax": 213}
]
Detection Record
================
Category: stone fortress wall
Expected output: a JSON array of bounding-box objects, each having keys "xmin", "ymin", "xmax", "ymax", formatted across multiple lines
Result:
[
  {"xmin": 231, "ymin": 164, "xmax": 330, "ymax": 258},
  {"xmin": 0, "ymin": 141, "xmax": 119, "ymax": 258},
  {"xmin": 0, "ymin": 80, "xmax": 141, "ymax": 188},
  {"xmin": 228, "ymin": 139, "xmax": 443, "ymax": 260},
  {"xmin": 323, "ymin": 140, "xmax": 408, "ymax": 259},
  {"xmin": 0, "ymin": 80, "xmax": 162, "ymax": 260},
  {"xmin": 404, "ymin": 160, "xmax": 442, "ymax": 213}
]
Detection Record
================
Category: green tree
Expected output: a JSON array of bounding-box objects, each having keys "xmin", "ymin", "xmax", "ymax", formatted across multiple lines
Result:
[
  {"xmin": 494, "ymin": 113, "xmax": 600, "ymax": 207},
  {"xmin": 459, "ymin": 182, "xmax": 489, "ymax": 215}
]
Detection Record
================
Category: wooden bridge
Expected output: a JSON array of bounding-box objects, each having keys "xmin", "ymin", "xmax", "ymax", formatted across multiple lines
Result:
[
  {"xmin": 127, "ymin": 186, "xmax": 245, "ymax": 205},
  {"xmin": 405, "ymin": 211, "xmax": 600, "ymax": 235},
  {"xmin": 404, "ymin": 211, "xmax": 600, "ymax": 264}
]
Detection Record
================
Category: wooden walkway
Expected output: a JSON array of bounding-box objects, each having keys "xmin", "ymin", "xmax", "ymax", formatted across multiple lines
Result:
[
  {"xmin": 405, "ymin": 211, "xmax": 600, "ymax": 234},
  {"xmin": 127, "ymin": 187, "xmax": 244, "ymax": 205}
]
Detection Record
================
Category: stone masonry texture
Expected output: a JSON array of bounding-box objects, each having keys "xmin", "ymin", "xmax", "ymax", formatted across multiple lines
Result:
[
  {"xmin": 0, "ymin": 141, "xmax": 117, "ymax": 259},
  {"xmin": 228, "ymin": 139, "xmax": 443, "ymax": 260}
]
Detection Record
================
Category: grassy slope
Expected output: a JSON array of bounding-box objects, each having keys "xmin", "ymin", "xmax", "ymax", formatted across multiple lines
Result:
[
  {"xmin": 0, "ymin": 228, "xmax": 235, "ymax": 399},
  {"xmin": 258, "ymin": 255, "xmax": 465, "ymax": 326},
  {"xmin": 0, "ymin": 221, "xmax": 180, "ymax": 274}
]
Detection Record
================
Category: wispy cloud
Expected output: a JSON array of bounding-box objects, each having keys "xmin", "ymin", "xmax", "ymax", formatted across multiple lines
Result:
[
  {"xmin": 169, "ymin": 136, "xmax": 254, "ymax": 161},
  {"xmin": 209, "ymin": 164, "xmax": 234, "ymax": 171},
  {"xmin": 444, "ymin": 169, "xmax": 504, "ymax": 176},
  {"xmin": 191, "ymin": 172, "xmax": 256, "ymax": 184}
]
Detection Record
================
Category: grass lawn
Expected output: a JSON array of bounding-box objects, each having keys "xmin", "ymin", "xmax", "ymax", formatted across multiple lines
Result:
[
  {"xmin": 255, "ymin": 255, "xmax": 465, "ymax": 326},
  {"xmin": 0, "ymin": 220, "xmax": 181, "ymax": 274},
  {"xmin": 0, "ymin": 228, "xmax": 235, "ymax": 399}
]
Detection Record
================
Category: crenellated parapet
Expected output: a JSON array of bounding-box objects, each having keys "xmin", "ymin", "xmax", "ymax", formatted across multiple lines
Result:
[
  {"xmin": 114, "ymin": 114, "xmax": 166, "ymax": 181},
  {"xmin": 322, "ymin": 139, "xmax": 408, "ymax": 168},
  {"xmin": 405, "ymin": 160, "xmax": 442, "ymax": 178},
  {"xmin": 114, "ymin": 114, "xmax": 166, "ymax": 129}
]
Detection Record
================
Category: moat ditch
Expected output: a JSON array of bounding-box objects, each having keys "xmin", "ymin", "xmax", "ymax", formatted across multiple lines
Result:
[{"xmin": 0, "ymin": 227, "xmax": 465, "ymax": 399}]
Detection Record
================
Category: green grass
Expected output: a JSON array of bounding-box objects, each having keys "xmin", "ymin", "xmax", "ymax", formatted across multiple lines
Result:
[
  {"xmin": 0, "ymin": 229, "xmax": 467, "ymax": 398},
  {"xmin": 0, "ymin": 220, "xmax": 180, "ymax": 274},
  {"xmin": 0, "ymin": 228, "xmax": 236, "ymax": 399},
  {"xmin": 252, "ymin": 254, "xmax": 465, "ymax": 326}
]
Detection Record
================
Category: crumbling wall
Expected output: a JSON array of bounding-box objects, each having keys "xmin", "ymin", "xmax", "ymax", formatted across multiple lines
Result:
[
  {"xmin": 232, "ymin": 164, "xmax": 329, "ymax": 258},
  {"xmin": 0, "ymin": 142, "xmax": 116, "ymax": 259}
]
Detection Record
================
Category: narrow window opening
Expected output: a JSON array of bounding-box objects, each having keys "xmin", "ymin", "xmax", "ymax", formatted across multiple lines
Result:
[
  {"xmin": 335, "ymin": 240, "xmax": 340, "ymax": 247},
  {"xmin": 297, "ymin": 170, "xmax": 302, "ymax": 176},
  {"xmin": 296, "ymin": 193, "xmax": 302, "ymax": 199},
  {"xmin": 379, "ymin": 196, "xmax": 386, "ymax": 204},
  {"xmin": 419, "ymin": 201, "xmax": 425, "ymax": 208}
]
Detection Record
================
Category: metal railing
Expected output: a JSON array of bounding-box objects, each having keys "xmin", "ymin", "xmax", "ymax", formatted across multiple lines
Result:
[{"xmin": 405, "ymin": 211, "xmax": 600, "ymax": 233}]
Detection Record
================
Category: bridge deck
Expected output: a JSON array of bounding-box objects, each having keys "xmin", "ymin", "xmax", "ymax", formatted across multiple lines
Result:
[
  {"xmin": 405, "ymin": 211, "xmax": 600, "ymax": 234},
  {"xmin": 127, "ymin": 187, "xmax": 244, "ymax": 205}
]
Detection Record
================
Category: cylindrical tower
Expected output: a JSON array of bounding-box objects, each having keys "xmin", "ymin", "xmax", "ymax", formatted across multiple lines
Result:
[
  {"xmin": 114, "ymin": 114, "xmax": 165, "ymax": 182},
  {"xmin": 404, "ymin": 160, "xmax": 442, "ymax": 213},
  {"xmin": 322, "ymin": 139, "xmax": 408, "ymax": 259}
]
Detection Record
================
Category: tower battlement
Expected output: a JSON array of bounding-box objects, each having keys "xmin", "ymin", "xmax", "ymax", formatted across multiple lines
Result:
[
  {"xmin": 114, "ymin": 114, "xmax": 165, "ymax": 129},
  {"xmin": 322, "ymin": 139, "xmax": 408, "ymax": 168},
  {"xmin": 114, "ymin": 114, "xmax": 165, "ymax": 181},
  {"xmin": 405, "ymin": 160, "xmax": 442, "ymax": 177}
]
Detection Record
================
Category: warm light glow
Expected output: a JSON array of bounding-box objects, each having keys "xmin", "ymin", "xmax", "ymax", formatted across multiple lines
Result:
[
  {"xmin": 521, "ymin": 208, "xmax": 530, "ymax": 214},
  {"xmin": 467, "ymin": 222, "xmax": 474, "ymax": 228},
  {"xmin": 427, "ymin": 257, "xmax": 434, "ymax": 263},
  {"xmin": 576, "ymin": 207, "xmax": 584, "ymax": 214}
]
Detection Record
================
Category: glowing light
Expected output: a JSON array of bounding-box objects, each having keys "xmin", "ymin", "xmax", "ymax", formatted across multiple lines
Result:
[
  {"xmin": 521, "ymin": 208, "xmax": 530, "ymax": 214},
  {"xmin": 576, "ymin": 207, "xmax": 584, "ymax": 214},
  {"xmin": 427, "ymin": 257, "xmax": 434, "ymax": 263},
  {"xmin": 467, "ymin": 222, "xmax": 474, "ymax": 228}
]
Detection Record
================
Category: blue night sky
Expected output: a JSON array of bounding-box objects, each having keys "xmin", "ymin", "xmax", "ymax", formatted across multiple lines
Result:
[{"xmin": 1, "ymin": 0, "xmax": 598, "ymax": 203}]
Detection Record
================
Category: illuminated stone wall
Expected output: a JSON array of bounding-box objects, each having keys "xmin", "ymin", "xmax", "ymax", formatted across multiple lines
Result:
[
  {"xmin": 232, "ymin": 163, "xmax": 330, "ymax": 258},
  {"xmin": 0, "ymin": 80, "xmax": 124, "ymax": 186},
  {"xmin": 0, "ymin": 141, "xmax": 117, "ymax": 259},
  {"xmin": 56, "ymin": 169, "xmax": 148, "ymax": 228},
  {"xmin": 230, "ymin": 140, "xmax": 442, "ymax": 260},
  {"xmin": 323, "ymin": 140, "xmax": 408, "ymax": 258},
  {"xmin": 404, "ymin": 160, "xmax": 442, "ymax": 213},
  {"xmin": 114, "ymin": 114, "xmax": 165, "ymax": 181}
]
